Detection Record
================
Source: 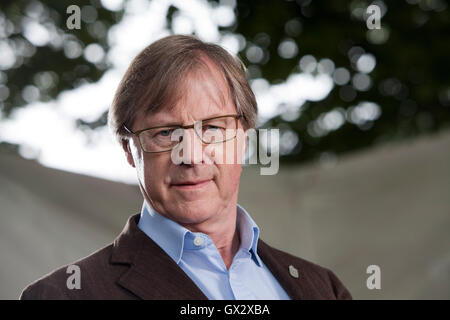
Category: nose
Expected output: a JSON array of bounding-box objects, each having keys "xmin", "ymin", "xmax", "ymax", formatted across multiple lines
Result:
[{"xmin": 179, "ymin": 128, "xmax": 204, "ymax": 165}]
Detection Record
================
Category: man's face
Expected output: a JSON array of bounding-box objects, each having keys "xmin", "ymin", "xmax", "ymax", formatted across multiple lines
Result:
[{"xmin": 124, "ymin": 60, "xmax": 246, "ymax": 227}]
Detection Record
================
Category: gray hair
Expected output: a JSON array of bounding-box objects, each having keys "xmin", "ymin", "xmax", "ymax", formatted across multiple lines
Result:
[{"xmin": 108, "ymin": 34, "xmax": 258, "ymax": 142}]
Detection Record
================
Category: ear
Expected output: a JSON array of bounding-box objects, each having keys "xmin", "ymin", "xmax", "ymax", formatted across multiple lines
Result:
[{"xmin": 121, "ymin": 138, "xmax": 136, "ymax": 168}]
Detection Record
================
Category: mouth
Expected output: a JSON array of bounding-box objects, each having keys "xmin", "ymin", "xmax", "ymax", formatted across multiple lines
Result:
[{"xmin": 171, "ymin": 179, "xmax": 212, "ymax": 190}]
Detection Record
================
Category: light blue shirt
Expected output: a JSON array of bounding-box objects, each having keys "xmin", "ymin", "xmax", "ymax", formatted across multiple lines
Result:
[{"xmin": 137, "ymin": 201, "xmax": 291, "ymax": 300}]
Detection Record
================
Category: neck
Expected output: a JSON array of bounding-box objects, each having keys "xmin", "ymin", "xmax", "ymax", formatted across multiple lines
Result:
[
  {"xmin": 181, "ymin": 200, "xmax": 240, "ymax": 270},
  {"xmin": 216, "ymin": 224, "xmax": 240, "ymax": 269}
]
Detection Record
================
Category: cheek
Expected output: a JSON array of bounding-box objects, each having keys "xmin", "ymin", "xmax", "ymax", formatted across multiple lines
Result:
[
  {"xmin": 204, "ymin": 136, "xmax": 245, "ymax": 165},
  {"xmin": 216, "ymin": 163, "xmax": 242, "ymax": 194},
  {"xmin": 134, "ymin": 157, "xmax": 146, "ymax": 183},
  {"xmin": 139, "ymin": 155, "xmax": 172, "ymax": 195}
]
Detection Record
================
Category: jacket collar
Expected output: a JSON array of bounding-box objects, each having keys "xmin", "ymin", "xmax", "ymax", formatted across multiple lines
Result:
[{"xmin": 110, "ymin": 213, "xmax": 208, "ymax": 300}]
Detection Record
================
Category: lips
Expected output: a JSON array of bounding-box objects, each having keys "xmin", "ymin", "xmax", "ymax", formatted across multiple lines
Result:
[{"xmin": 171, "ymin": 179, "xmax": 212, "ymax": 189}]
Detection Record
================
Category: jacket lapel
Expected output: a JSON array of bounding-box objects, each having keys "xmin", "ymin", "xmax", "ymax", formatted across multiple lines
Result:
[
  {"xmin": 110, "ymin": 214, "xmax": 208, "ymax": 300},
  {"xmin": 257, "ymin": 239, "xmax": 307, "ymax": 300}
]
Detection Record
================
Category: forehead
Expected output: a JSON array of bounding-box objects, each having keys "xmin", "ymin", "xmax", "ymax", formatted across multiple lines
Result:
[{"xmin": 140, "ymin": 58, "xmax": 236, "ymax": 127}]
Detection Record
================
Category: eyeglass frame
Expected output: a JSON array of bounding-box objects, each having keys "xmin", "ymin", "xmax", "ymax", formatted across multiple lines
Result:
[{"xmin": 123, "ymin": 114, "xmax": 242, "ymax": 153}]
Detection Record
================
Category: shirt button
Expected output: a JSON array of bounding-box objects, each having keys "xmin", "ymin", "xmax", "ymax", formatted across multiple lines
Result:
[{"xmin": 193, "ymin": 236, "xmax": 204, "ymax": 246}]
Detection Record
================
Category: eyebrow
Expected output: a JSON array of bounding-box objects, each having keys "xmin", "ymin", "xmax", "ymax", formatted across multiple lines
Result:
[{"xmin": 139, "ymin": 113, "xmax": 235, "ymax": 130}]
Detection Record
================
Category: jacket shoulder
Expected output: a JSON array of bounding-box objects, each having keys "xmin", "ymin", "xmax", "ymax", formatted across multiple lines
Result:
[
  {"xmin": 258, "ymin": 240, "xmax": 352, "ymax": 300},
  {"xmin": 19, "ymin": 243, "xmax": 121, "ymax": 300}
]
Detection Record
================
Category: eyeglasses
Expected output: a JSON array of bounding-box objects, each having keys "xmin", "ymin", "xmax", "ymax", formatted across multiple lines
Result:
[{"xmin": 123, "ymin": 114, "xmax": 241, "ymax": 153}]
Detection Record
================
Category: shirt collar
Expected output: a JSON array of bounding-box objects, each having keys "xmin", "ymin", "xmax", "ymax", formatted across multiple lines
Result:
[
  {"xmin": 138, "ymin": 201, "xmax": 263, "ymax": 267},
  {"xmin": 138, "ymin": 201, "xmax": 188, "ymax": 264},
  {"xmin": 236, "ymin": 203, "xmax": 262, "ymax": 267}
]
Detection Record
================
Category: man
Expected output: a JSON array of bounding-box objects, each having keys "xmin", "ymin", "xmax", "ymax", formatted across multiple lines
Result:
[{"xmin": 20, "ymin": 35, "xmax": 352, "ymax": 300}]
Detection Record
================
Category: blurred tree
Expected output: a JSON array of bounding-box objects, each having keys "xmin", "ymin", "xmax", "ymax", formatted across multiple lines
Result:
[
  {"xmin": 0, "ymin": 0, "xmax": 449, "ymax": 165},
  {"xmin": 226, "ymin": 0, "xmax": 450, "ymax": 163},
  {"xmin": 0, "ymin": 0, "xmax": 123, "ymax": 115}
]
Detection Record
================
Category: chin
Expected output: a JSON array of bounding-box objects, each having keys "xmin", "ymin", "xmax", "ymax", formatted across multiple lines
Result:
[{"xmin": 169, "ymin": 200, "xmax": 218, "ymax": 225}]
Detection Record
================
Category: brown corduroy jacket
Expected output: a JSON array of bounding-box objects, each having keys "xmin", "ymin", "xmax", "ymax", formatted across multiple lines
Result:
[{"xmin": 20, "ymin": 214, "xmax": 352, "ymax": 300}]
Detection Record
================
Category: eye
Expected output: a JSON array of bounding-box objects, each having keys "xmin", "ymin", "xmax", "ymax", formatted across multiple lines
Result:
[
  {"xmin": 203, "ymin": 125, "xmax": 220, "ymax": 131},
  {"xmin": 156, "ymin": 129, "xmax": 173, "ymax": 137}
]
